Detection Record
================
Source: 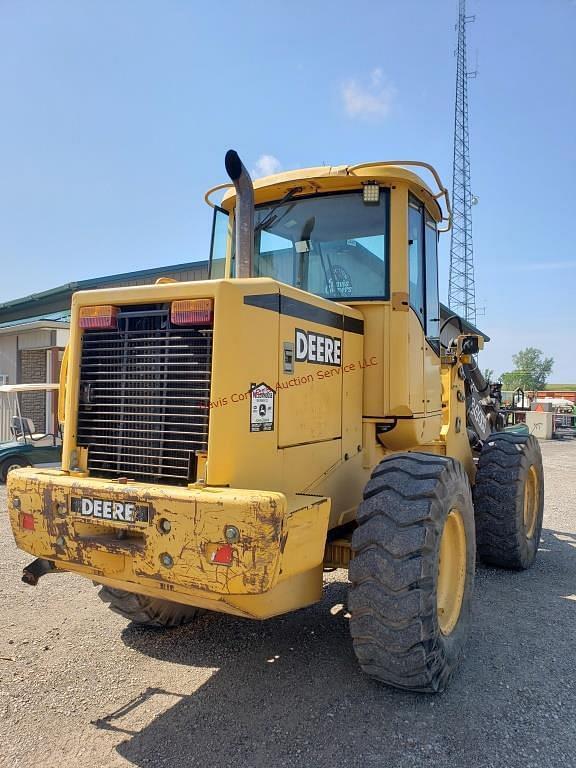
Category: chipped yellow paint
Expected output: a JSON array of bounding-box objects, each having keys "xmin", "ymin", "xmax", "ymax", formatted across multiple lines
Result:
[{"xmin": 8, "ymin": 469, "xmax": 330, "ymax": 618}]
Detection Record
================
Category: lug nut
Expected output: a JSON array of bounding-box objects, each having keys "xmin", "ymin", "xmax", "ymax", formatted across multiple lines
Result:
[
  {"xmin": 224, "ymin": 525, "xmax": 240, "ymax": 544},
  {"xmin": 159, "ymin": 518, "xmax": 172, "ymax": 534},
  {"xmin": 160, "ymin": 553, "xmax": 173, "ymax": 568}
]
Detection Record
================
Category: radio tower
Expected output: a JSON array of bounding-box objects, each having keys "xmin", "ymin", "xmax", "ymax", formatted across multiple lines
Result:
[{"xmin": 449, "ymin": 0, "xmax": 477, "ymax": 324}]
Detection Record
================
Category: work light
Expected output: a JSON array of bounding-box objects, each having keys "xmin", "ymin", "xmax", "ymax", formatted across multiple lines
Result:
[{"xmin": 362, "ymin": 182, "xmax": 380, "ymax": 203}]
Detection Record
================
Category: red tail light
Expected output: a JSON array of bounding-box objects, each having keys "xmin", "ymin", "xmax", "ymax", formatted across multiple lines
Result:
[
  {"xmin": 171, "ymin": 299, "xmax": 213, "ymax": 326},
  {"xmin": 79, "ymin": 305, "xmax": 118, "ymax": 330},
  {"xmin": 210, "ymin": 543, "xmax": 233, "ymax": 565},
  {"xmin": 21, "ymin": 513, "xmax": 35, "ymax": 530}
]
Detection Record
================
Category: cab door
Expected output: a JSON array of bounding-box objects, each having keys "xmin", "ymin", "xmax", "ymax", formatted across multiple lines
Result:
[
  {"xmin": 423, "ymin": 211, "xmax": 442, "ymax": 414},
  {"xmin": 408, "ymin": 197, "xmax": 426, "ymax": 415},
  {"xmin": 408, "ymin": 196, "xmax": 442, "ymax": 416}
]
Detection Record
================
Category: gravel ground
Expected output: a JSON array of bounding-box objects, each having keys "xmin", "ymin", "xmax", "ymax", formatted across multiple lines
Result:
[{"xmin": 1, "ymin": 439, "xmax": 575, "ymax": 768}]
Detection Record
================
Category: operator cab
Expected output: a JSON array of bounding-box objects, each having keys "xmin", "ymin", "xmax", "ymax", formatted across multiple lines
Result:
[{"xmin": 207, "ymin": 161, "xmax": 446, "ymax": 353}]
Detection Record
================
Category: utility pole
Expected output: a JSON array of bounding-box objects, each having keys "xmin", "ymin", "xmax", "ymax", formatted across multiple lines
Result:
[{"xmin": 449, "ymin": 0, "xmax": 477, "ymax": 325}]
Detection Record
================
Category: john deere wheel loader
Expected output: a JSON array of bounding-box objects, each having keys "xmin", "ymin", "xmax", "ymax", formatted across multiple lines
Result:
[{"xmin": 7, "ymin": 151, "xmax": 544, "ymax": 692}]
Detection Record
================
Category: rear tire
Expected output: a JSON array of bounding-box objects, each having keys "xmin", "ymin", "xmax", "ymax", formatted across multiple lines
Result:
[
  {"xmin": 0, "ymin": 455, "xmax": 31, "ymax": 483},
  {"xmin": 349, "ymin": 453, "xmax": 475, "ymax": 693},
  {"xmin": 473, "ymin": 432, "xmax": 544, "ymax": 569},
  {"xmin": 97, "ymin": 586, "xmax": 203, "ymax": 628}
]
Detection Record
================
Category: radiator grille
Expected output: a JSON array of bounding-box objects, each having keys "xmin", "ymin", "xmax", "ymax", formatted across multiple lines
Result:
[{"xmin": 77, "ymin": 305, "xmax": 212, "ymax": 485}]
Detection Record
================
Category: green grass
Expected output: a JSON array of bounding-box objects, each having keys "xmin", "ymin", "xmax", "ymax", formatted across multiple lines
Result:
[{"xmin": 544, "ymin": 384, "xmax": 576, "ymax": 391}]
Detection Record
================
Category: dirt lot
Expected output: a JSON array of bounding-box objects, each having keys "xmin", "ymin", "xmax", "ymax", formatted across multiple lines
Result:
[{"xmin": 1, "ymin": 440, "xmax": 575, "ymax": 768}]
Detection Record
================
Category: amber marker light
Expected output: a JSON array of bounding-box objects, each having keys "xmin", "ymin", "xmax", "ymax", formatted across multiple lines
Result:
[
  {"xmin": 79, "ymin": 305, "xmax": 118, "ymax": 330},
  {"xmin": 171, "ymin": 298, "xmax": 214, "ymax": 326}
]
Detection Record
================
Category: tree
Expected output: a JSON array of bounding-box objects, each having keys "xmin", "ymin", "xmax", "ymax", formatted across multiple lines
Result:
[
  {"xmin": 501, "ymin": 348, "xmax": 554, "ymax": 392},
  {"xmin": 482, "ymin": 368, "xmax": 494, "ymax": 383}
]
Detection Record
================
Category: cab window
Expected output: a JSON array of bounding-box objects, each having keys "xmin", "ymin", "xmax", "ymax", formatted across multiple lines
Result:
[
  {"xmin": 209, "ymin": 207, "xmax": 229, "ymax": 279},
  {"xmin": 252, "ymin": 191, "xmax": 390, "ymax": 301},
  {"xmin": 408, "ymin": 198, "xmax": 425, "ymax": 325},
  {"xmin": 425, "ymin": 211, "xmax": 440, "ymax": 344},
  {"xmin": 408, "ymin": 194, "xmax": 440, "ymax": 351}
]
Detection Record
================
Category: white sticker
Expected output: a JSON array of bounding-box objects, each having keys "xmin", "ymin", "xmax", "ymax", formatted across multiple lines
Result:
[
  {"xmin": 295, "ymin": 328, "xmax": 342, "ymax": 366},
  {"xmin": 250, "ymin": 383, "xmax": 275, "ymax": 432}
]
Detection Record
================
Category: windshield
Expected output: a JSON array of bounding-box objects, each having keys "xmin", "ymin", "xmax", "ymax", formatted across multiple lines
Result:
[{"xmin": 253, "ymin": 191, "xmax": 389, "ymax": 300}]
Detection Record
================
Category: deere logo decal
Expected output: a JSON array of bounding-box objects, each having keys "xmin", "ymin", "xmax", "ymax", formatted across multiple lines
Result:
[
  {"xmin": 71, "ymin": 497, "xmax": 149, "ymax": 523},
  {"xmin": 295, "ymin": 329, "xmax": 341, "ymax": 366}
]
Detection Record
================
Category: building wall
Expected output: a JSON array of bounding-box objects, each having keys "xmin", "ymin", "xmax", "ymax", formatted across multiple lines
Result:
[
  {"xmin": 0, "ymin": 335, "xmax": 17, "ymax": 385},
  {"xmin": 0, "ymin": 330, "xmax": 68, "ymax": 441},
  {"xmin": 19, "ymin": 349, "xmax": 47, "ymax": 431},
  {"xmin": 536, "ymin": 390, "xmax": 576, "ymax": 404}
]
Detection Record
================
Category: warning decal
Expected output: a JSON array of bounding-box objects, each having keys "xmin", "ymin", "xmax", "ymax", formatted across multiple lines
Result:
[{"xmin": 250, "ymin": 382, "xmax": 275, "ymax": 432}]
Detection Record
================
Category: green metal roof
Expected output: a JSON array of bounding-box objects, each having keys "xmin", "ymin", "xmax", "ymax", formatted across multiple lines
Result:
[
  {"xmin": 0, "ymin": 260, "xmax": 209, "ymax": 324},
  {"xmin": 0, "ymin": 310, "xmax": 71, "ymax": 330},
  {"xmin": 0, "ymin": 260, "xmax": 210, "ymax": 311}
]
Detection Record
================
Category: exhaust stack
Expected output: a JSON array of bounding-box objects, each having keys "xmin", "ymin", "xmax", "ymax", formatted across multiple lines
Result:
[{"xmin": 225, "ymin": 150, "xmax": 254, "ymax": 279}]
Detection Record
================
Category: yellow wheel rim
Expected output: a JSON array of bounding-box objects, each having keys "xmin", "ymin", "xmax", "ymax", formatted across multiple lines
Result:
[
  {"xmin": 523, "ymin": 465, "xmax": 539, "ymax": 539},
  {"xmin": 437, "ymin": 508, "xmax": 467, "ymax": 636}
]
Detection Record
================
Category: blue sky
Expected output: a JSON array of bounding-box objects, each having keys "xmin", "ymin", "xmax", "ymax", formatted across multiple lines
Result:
[{"xmin": 1, "ymin": 0, "xmax": 575, "ymax": 379}]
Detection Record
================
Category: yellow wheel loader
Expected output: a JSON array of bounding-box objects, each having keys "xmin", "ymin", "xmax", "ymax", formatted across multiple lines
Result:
[{"xmin": 7, "ymin": 150, "xmax": 544, "ymax": 692}]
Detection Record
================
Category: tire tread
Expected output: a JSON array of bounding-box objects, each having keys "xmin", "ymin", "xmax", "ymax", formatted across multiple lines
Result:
[
  {"xmin": 97, "ymin": 586, "xmax": 202, "ymax": 628},
  {"xmin": 349, "ymin": 452, "xmax": 475, "ymax": 693}
]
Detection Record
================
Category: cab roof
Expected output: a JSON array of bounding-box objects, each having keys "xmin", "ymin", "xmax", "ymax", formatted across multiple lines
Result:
[{"xmin": 215, "ymin": 162, "xmax": 447, "ymax": 223}]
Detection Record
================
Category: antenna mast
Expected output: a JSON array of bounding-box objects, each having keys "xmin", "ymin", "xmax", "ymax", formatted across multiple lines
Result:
[{"xmin": 449, "ymin": 0, "xmax": 477, "ymax": 324}]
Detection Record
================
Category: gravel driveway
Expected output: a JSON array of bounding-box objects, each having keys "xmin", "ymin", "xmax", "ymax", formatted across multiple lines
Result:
[{"xmin": 1, "ymin": 439, "xmax": 575, "ymax": 768}]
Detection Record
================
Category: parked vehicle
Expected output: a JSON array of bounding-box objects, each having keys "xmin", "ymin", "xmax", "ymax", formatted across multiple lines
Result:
[{"xmin": 0, "ymin": 383, "xmax": 61, "ymax": 482}]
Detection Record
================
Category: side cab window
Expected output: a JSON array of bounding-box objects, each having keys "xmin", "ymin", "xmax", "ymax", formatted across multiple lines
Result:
[
  {"xmin": 408, "ymin": 198, "xmax": 425, "ymax": 325},
  {"xmin": 424, "ymin": 211, "xmax": 440, "ymax": 349},
  {"xmin": 209, "ymin": 207, "xmax": 229, "ymax": 279},
  {"xmin": 408, "ymin": 194, "xmax": 440, "ymax": 354}
]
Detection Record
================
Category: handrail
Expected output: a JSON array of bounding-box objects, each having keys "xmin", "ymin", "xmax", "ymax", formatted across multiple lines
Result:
[
  {"xmin": 347, "ymin": 160, "xmax": 452, "ymax": 232},
  {"xmin": 204, "ymin": 182, "xmax": 233, "ymax": 209}
]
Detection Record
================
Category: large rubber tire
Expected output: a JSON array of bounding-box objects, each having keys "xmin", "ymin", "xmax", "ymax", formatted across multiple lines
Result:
[
  {"xmin": 97, "ymin": 586, "xmax": 203, "ymax": 628},
  {"xmin": 349, "ymin": 453, "xmax": 475, "ymax": 693},
  {"xmin": 0, "ymin": 455, "xmax": 31, "ymax": 483},
  {"xmin": 473, "ymin": 432, "xmax": 544, "ymax": 570}
]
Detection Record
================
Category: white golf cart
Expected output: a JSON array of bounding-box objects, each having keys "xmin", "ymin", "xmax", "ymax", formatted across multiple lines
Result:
[{"xmin": 0, "ymin": 383, "xmax": 62, "ymax": 482}]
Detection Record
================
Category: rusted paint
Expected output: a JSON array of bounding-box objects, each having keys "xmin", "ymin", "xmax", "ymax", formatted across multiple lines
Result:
[{"xmin": 7, "ymin": 468, "xmax": 331, "ymax": 618}]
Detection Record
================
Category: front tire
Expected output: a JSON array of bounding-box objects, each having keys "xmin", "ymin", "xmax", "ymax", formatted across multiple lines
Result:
[
  {"xmin": 97, "ymin": 586, "xmax": 203, "ymax": 628},
  {"xmin": 349, "ymin": 453, "xmax": 475, "ymax": 693},
  {"xmin": 473, "ymin": 433, "xmax": 544, "ymax": 569},
  {"xmin": 0, "ymin": 455, "xmax": 30, "ymax": 483}
]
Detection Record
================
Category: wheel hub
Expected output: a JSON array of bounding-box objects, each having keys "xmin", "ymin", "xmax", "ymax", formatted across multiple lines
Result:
[
  {"xmin": 523, "ymin": 465, "xmax": 539, "ymax": 539},
  {"xmin": 437, "ymin": 508, "xmax": 467, "ymax": 636}
]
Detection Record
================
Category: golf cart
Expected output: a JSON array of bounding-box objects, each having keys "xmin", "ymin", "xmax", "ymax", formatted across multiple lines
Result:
[{"xmin": 0, "ymin": 383, "xmax": 62, "ymax": 483}]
